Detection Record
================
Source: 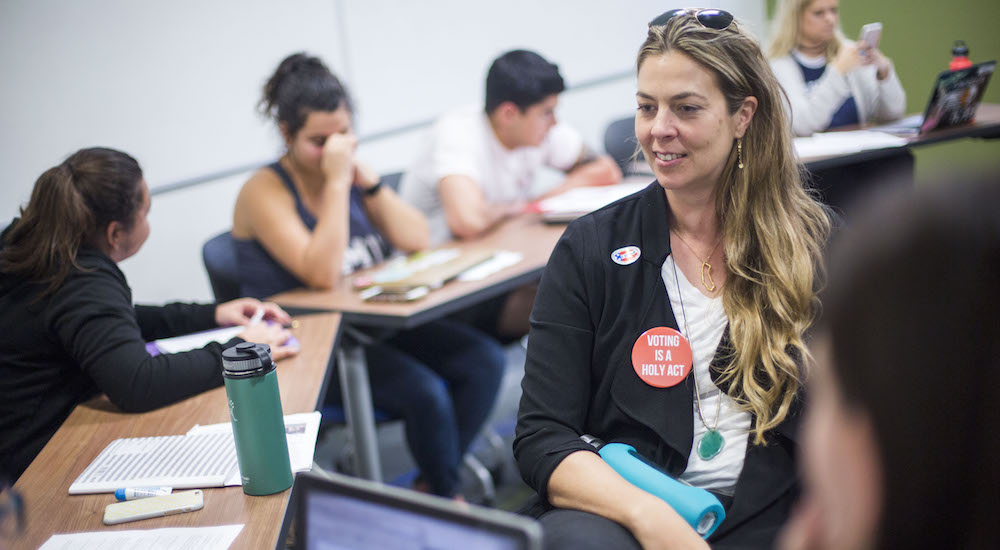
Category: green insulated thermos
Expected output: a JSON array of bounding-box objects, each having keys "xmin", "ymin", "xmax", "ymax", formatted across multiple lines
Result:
[{"xmin": 222, "ymin": 342, "xmax": 293, "ymax": 495}]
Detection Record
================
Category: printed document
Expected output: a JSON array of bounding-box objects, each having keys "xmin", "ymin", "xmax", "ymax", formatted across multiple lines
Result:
[
  {"xmin": 38, "ymin": 524, "xmax": 243, "ymax": 550},
  {"xmin": 187, "ymin": 411, "xmax": 321, "ymax": 486}
]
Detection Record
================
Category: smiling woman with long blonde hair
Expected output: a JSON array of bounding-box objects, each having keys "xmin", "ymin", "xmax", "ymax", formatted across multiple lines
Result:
[{"xmin": 515, "ymin": 9, "xmax": 830, "ymax": 549}]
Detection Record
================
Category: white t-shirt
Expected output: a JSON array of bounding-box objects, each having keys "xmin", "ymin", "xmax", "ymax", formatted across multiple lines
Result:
[
  {"xmin": 399, "ymin": 105, "xmax": 584, "ymax": 244},
  {"xmin": 661, "ymin": 256, "xmax": 751, "ymax": 496}
]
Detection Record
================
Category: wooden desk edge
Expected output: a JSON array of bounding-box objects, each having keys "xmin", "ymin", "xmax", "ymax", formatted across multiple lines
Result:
[{"xmin": 10, "ymin": 312, "xmax": 340, "ymax": 550}]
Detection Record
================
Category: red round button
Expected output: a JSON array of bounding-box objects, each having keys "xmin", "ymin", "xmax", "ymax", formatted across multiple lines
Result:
[{"xmin": 631, "ymin": 327, "xmax": 693, "ymax": 388}]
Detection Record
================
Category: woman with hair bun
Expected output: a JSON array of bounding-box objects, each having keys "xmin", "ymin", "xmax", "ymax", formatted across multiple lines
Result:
[
  {"xmin": 0, "ymin": 147, "xmax": 296, "ymax": 482},
  {"xmin": 232, "ymin": 53, "xmax": 506, "ymax": 498}
]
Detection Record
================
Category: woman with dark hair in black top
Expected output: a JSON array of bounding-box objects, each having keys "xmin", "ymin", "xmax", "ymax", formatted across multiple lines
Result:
[{"xmin": 0, "ymin": 147, "xmax": 296, "ymax": 481}]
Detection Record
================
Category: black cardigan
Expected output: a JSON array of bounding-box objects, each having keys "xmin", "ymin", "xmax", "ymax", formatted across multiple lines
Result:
[
  {"xmin": 0, "ymin": 225, "xmax": 235, "ymax": 481},
  {"xmin": 514, "ymin": 182, "xmax": 804, "ymax": 549}
]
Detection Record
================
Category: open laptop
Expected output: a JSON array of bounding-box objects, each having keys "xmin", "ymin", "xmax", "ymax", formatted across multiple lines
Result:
[
  {"xmin": 293, "ymin": 471, "xmax": 543, "ymax": 550},
  {"xmin": 875, "ymin": 60, "xmax": 995, "ymax": 135}
]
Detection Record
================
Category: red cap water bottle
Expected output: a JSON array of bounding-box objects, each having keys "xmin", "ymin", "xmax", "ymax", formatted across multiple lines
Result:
[{"xmin": 950, "ymin": 40, "xmax": 972, "ymax": 71}]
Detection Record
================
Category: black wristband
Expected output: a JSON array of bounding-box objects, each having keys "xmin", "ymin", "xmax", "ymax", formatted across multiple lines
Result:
[{"xmin": 364, "ymin": 180, "xmax": 384, "ymax": 197}]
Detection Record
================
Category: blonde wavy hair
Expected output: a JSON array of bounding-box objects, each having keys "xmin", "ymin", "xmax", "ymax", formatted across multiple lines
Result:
[
  {"xmin": 638, "ymin": 14, "xmax": 831, "ymax": 444},
  {"xmin": 768, "ymin": 0, "xmax": 846, "ymax": 60}
]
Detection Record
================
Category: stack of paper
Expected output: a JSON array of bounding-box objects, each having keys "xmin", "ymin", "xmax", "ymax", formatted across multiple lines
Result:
[{"xmin": 69, "ymin": 412, "xmax": 321, "ymax": 494}]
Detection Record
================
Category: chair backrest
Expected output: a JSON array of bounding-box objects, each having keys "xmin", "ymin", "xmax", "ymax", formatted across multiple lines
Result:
[
  {"xmin": 379, "ymin": 172, "xmax": 403, "ymax": 191},
  {"xmin": 603, "ymin": 116, "xmax": 644, "ymax": 175},
  {"xmin": 202, "ymin": 231, "xmax": 241, "ymax": 303}
]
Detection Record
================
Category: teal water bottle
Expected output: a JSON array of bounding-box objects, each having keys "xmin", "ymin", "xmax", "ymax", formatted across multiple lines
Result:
[
  {"xmin": 581, "ymin": 435, "xmax": 725, "ymax": 538},
  {"xmin": 222, "ymin": 342, "xmax": 293, "ymax": 495}
]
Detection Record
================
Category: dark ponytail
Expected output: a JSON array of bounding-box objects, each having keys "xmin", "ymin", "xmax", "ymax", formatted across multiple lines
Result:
[
  {"xmin": 0, "ymin": 147, "xmax": 143, "ymax": 296},
  {"xmin": 259, "ymin": 52, "xmax": 353, "ymax": 138}
]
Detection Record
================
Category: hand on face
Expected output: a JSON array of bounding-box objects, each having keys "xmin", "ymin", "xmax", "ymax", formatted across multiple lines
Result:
[{"xmin": 320, "ymin": 132, "xmax": 357, "ymax": 187}]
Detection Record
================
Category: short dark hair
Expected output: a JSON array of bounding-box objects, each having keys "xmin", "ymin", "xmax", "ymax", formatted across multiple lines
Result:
[
  {"xmin": 259, "ymin": 52, "xmax": 353, "ymax": 138},
  {"xmin": 484, "ymin": 49, "xmax": 565, "ymax": 114},
  {"xmin": 821, "ymin": 175, "xmax": 1000, "ymax": 549}
]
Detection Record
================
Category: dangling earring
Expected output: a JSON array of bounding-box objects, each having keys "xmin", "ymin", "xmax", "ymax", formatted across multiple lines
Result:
[{"xmin": 737, "ymin": 138, "xmax": 744, "ymax": 170}]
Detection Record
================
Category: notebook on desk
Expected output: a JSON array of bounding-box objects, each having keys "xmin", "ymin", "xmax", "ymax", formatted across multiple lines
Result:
[
  {"xmin": 874, "ymin": 60, "xmax": 995, "ymax": 135},
  {"xmin": 353, "ymin": 248, "xmax": 498, "ymax": 302},
  {"xmin": 294, "ymin": 471, "xmax": 542, "ymax": 550}
]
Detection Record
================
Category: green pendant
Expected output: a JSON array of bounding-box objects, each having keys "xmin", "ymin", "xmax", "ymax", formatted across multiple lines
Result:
[{"xmin": 697, "ymin": 429, "xmax": 725, "ymax": 460}]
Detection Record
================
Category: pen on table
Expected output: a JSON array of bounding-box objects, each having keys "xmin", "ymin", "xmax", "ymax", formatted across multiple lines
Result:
[
  {"xmin": 249, "ymin": 306, "xmax": 265, "ymax": 326},
  {"xmin": 250, "ymin": 306, "xmax": 299, "ymax": 329},
  {"xmin": 115, "ymin": 487, "xmax": 172, "ymax": 501}
]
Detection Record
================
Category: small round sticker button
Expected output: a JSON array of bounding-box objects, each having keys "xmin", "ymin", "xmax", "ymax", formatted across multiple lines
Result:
[
  {"xmin": 611, "ymin": 246, "xmax": 641, "ymax": 265},
  {"xmin": 631, "ymin": 326, "xmax": 693, "ymax": 388}
]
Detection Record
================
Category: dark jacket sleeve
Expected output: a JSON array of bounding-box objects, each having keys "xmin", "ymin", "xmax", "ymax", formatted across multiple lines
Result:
[
  {"xmin": 134, "ymin": 302, "xmax": 219, "ymax": 341},
  {"xmin": 514, "ymin": 218, "xmax": 603, "ymax": 500},
  {"xmin": 48, "ymin": 271, "xmax": 226, "ymax": 413}
]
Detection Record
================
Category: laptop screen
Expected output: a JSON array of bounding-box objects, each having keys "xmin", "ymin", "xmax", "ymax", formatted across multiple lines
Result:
[{"xmin": 295, "ymin": 472, "xmax": 541, "ymax": 550}]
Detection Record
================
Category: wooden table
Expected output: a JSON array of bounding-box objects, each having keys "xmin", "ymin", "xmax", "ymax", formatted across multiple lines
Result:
[
  {"xmin": 271, "ymin": 214, "xmax": 566, "ymax": 482},
  {"xmin": 10, "ymin": 312, "xmax": 341, "ymax": 550},
  {"xmin": 273, "ymin": 213, "xmax": 566, "ymax": 329}
]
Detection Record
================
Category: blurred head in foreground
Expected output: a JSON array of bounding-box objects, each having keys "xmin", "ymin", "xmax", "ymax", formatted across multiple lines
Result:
[{"xmin": 783, "ymin": 176, "xmax": 1000, "ymax": 550}]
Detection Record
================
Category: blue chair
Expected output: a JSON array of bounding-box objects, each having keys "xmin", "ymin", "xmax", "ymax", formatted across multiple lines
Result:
[
  {"xmin": 379, "ymin": 171, "xmax": 403, "ymax": 191},
  {"xmin": 202, "ymin": 231, "xmax": 241, "ymax": 303},
  {"xmin": 604, "ymin": 116, "xmax": 645, "ymax": 175}
]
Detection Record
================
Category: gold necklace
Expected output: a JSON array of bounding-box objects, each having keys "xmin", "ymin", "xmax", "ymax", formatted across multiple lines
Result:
[
  {"xmin": 671, "ymin": 230, "xmax": 722, "ymax": 293},
  {"xmin": 670, "ymin": 258, "xmax": 725, "ymax": 461}
]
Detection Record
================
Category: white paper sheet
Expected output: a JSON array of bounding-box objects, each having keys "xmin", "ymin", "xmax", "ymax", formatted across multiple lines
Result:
[
  {"xmin": 187, "ymin": 411, "xmax": 321, "ymax": 486},
  {"xmin": 456, "ymin": 251, "xmax": 523, "ymax": 282},
  {"xmin": 793, "ymin": 130, "xmax": 908, "ymax": 159},
  {"xmin": 532, "ymin": 182, "xmax": 649, "ymax": 222},
  {"xmin": 38, "ymin": 524, "xmax": 243, "ymax": 550},
  {"xmin": 153, "ymin": 326, "xmax": 245, "ymax": 354},
  {"xmin": 69, "ymin": 432, "xmax": 238, "ymax": 494}
]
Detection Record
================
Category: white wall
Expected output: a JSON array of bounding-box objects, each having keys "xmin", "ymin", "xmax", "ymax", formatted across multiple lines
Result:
[{"xmin": 1, "ymin": 0, "xmax": 766, "ymax": 304}]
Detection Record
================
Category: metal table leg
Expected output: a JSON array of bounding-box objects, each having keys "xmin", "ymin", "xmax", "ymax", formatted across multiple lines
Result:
[{"xmin": 336, "ymin": 343, "xmax": 382, "ymax": 482}]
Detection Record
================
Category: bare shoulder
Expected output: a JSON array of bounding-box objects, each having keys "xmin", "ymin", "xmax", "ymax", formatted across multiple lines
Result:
[{"xmin": 233, "ymin": 167, "xmax": 295, "ymax": 237}]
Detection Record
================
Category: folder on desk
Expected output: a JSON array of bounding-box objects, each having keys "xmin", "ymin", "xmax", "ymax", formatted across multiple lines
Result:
[{"xmin": 353, "ymin": 248, "xmax": 498, "ymax": 302}]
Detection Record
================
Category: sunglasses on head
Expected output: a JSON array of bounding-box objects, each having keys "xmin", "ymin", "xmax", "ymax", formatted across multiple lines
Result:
[{"xmin": 649, "ymin": 8, "xmax": 735, "ymax": 31}]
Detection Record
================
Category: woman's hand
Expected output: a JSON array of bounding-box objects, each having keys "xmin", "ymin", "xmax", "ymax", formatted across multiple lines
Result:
[
  {"xmin": 236, "ymin": 322, "xmax": 299, "ymax": 361},
  {"xmin": 629, "ymin": 498, "xmax": 711, "ymax": 550},
  {"xmin": 832, "ymin": 42, "xmax": 864, "ymax": 75},
  {"xmin": 320, "ymin": 133, "xmax": 358, "ymax": 188},
  {"xmin": 865, "ymin": 48, "xmax": 893, "ymax": 80},
  {"xmin": 215, "ymin": 298, "xmax": 291, "ymax": 327}
]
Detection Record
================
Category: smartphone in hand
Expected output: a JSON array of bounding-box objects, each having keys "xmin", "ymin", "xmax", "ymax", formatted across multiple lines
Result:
[{"xmin": 860, "ymin": 22, "xmax": 882, "ymax": 50}]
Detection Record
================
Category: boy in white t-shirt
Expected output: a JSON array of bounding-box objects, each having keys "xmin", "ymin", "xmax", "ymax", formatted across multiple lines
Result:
[
  {"xmin": 402, "ymin": 49, "xmax": 620, "ymax": 245},
  {"xmin": 400, "ymin": 50, "xmax": 621, "ymax": 339}
]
